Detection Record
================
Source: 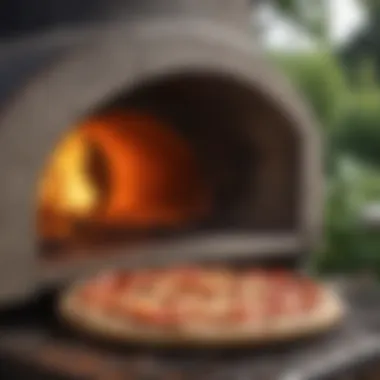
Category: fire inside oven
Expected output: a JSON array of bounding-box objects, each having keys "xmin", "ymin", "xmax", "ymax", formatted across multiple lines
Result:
[{"xmin": 36, "ymin": 72, "xmax": 299, "ymax": 261}]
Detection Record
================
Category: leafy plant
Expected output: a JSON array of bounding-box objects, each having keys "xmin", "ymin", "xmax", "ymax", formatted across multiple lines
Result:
[
  {"xmin": 273, "ymin": 51, "xmax": 347, "ymax": 128},
  {"xmin": 333, "ymin": 87, "xmax": 380, "ymax": 169},
  {"xmin": 314, "ymin": 158, "xmax": 380, "ymax": 275}
]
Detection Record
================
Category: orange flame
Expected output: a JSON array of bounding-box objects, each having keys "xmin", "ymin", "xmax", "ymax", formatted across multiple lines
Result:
[{"xmin": 38, "ymin": 111, "xmax": 210, "ymax": 241}]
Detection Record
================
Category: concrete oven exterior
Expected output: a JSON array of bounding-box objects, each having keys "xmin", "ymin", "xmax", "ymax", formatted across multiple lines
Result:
[{"xmin": 0, "ymin": 0, "xmax": 322, "ymax": 306}]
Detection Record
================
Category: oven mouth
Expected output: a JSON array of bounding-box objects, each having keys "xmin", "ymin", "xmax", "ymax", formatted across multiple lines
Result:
[
  {"xmin": 36, "ymin": 71, "xmax": 300, "ymax": 264},
  {"xmin": 37, "ymin": 109, "xmax": 215, "ymax": 252}
]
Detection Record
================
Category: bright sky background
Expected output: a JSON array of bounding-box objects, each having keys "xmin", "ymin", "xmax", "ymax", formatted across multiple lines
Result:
[
  {"xmin": 331, "ymin": 0, "xmax": 366, "ymax": 42},
  {"xmin": 260, "ymin": 0, "xmax": 366, "ymax": 50}
]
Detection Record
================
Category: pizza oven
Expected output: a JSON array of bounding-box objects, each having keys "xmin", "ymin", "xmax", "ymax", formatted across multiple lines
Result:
[
  {"xmin": 0, "ymin": 0, "xmax": 323, "ymax": 306},
  {"xmin": 3, "ymin": 1, "xmax": 380, "ymax": 380}
]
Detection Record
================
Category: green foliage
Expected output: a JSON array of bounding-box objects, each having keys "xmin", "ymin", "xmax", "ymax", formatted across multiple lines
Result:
[
  {"xmin": 357, "ymin": 58, "xmax": 378, "ymax": 89},
  {"xmin": 314, "ymin": 158, "xmax": 380, "ymax": 274},
  {"xmin": 273, "ymin": 51, "xmax": 347, "ymax": 128},
  {"xmin": 333, "ymin": 87, "xmax": 380, "ymax": 168},
  {"xmin": 273, "ymin": 49, "xmax": 380, "ymax": 277},
  {"xmin": 271, "ymin": 0, "xmax": 299, "ymax": 13}
]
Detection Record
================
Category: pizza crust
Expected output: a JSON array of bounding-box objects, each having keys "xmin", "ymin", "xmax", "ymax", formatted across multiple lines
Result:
[{"xmin": 58, "ymin": 282, "xmax": 345, "ymax": 347}]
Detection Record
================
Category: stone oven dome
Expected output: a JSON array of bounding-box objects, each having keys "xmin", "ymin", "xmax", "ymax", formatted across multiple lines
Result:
[{"xmin": 0, "ymin": 0, "xmax": 321, "ymax": 305}]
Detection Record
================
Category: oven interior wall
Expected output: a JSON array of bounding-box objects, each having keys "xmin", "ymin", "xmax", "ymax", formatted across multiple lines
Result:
[
  {"xmin": 38, "ymin": 72, "xmax": 300, "ymax": 255},
  {"xmin": 101, "ymin": 72, "xmax": 301, "ymax": 230}
]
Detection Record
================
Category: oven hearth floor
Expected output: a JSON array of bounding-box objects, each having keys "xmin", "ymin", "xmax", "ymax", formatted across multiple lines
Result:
[{"xmin": 1, "ymin": 280, "xmax": 380, "ymax": 380}]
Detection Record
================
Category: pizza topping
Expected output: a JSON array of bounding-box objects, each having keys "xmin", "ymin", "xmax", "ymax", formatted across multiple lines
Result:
[
  {"xmin": 299, "ymin": 277, "xmax": 321, "ymax": 312},
  {"xmin": 233, "ymin": 274, "xmax": 266, "ymax": 324},
  {"xmin": 77, "ymin": 271, "xmax": 127, "ymax": 310},
  {"xmin": 72, "ymin": 267, "xmax": 323, "ymax": 328}
]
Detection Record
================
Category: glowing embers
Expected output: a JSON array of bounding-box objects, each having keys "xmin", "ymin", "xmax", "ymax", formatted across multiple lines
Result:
[{"xmin": 38, "ymin": 111, "xmax": 211, "ymax": 245}]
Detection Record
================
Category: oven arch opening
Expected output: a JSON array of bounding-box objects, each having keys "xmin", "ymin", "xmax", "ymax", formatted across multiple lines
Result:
[
  {"xmin": 36, "ymin": 71, "xmax": 300, "ymax": 263},
  {"xmin": 37, "ymin": 110, "xmax": 213, "ymax": 246}
]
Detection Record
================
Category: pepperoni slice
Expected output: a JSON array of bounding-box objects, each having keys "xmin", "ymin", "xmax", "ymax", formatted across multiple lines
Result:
[
  {"xmin": 114, "ymin": 269, "xmax": 182, "ymax": 326},
  {"xmin": 119, "ymin": 295, "xmax": 178, "ymax": 326},
  {"xmin": 298, "ymin": 277, "xmax": 321, "ymax": 312},
  {"xmin": 77, "ymin": 271, "xmax": 128, "ymax": 313},
  {"xmin": 263, "ymin": 273, "xmax": 321, "ymax": 319}
]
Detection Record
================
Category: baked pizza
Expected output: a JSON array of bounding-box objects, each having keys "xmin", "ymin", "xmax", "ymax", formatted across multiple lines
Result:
[{"xmin": 59, "ymin": 267, "xmax": 345, "ymax": 346}]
